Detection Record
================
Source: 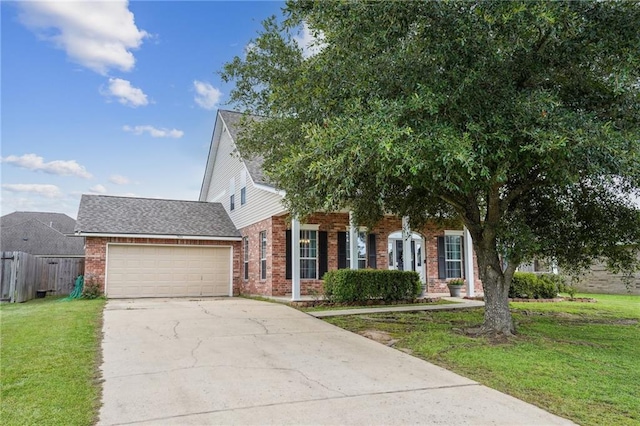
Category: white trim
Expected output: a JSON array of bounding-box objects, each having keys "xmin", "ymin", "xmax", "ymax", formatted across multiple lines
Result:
[
  {"xmin": 300, "ymin": 224, "xmax": 320, "ymax": 231},
  {"xmin": 253, "ymin": 182, "xmax": 286, "ymax": 196},
  {"xmin": 104, "ymin": 242, "xmax": 235, "ymax": 298},
  {"xmin": 291, "ymin": 218, "xmax": 301, "ymax": 300},
  {"xmin": 349, "ymin": 211, "xmax": 359, "ymax": 270},
  {"xmin": 402, "ymin": 217, "xmax": 413, "ymax": 274},
  {"xmin": 445, "ymin": 230, "xmax": 464, "ymax": 236},
  {"xmin": 76, "ymin": 232, "xmax": 241, "ymax": 241},
  {"xmin": 464, "ymin": 227, "xmax": 475, "ymax": 297}
]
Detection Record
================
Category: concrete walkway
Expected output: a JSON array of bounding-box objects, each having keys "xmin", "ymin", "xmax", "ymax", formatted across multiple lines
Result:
[
  {"xmin": 307, "ymin": 296, "xmax": 484, "ymax": 318},
  {"xmin": 99, "ymin": 298, "xmax": 574, "ymax": 425}
]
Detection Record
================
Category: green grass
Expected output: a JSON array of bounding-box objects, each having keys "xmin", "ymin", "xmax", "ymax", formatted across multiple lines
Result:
[
  {"xmin": 0, "ymin": 297, "xmax": 105, "ymax": 426},
  {"xmin": 325, "ymin": 293, "xmax": 640, "ymax": 426}
]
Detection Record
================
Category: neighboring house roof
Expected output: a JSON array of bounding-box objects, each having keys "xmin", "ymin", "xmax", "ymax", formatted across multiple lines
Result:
[
  {"xmin": 74, "ymin": 195, "xmax": 241, "ymax": 239},
  {"xmin": 0, "ymin": 212, "xmax": 85, "ymax": 256},
  {"xmin": 1, "ymin": 211, "xmax": 77, "ymax": 234},
  {"xmin": 217, "ymin": 110, "xmax": 270, "ymax": 186}
]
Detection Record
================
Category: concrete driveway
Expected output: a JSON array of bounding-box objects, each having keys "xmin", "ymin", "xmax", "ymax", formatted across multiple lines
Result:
[{"xmin": 99, "ymin": 298, "xmax": 573, "ymax": 425}]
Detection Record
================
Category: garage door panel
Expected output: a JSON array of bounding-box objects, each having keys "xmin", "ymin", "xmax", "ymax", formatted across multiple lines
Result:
[{"xmin": 106, "ymin": 245, "xmax": 231, "ymax": 298}]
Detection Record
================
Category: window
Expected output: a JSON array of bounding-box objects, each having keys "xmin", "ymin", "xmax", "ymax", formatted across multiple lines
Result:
[
  {"xmin": 243, "ymin": 237, "xmax": 249, "ymax": 280},
  {"xmin": 240, "ymin": 170, "xmax": 247, "ymax": 205},
  {"xmin": 260, "ymin": 231, "xmax": 267, "ymax": 280},
  {"xmin": 445, "ymin": 235, "xmax": 463, "ymax": 278},
  {"xmin": 300, "ymin": 229, "xmax": 317, "ymax": 279},
  {"xmin": 229, "ymin": 177, "xmax": 235, "ymax": 211},
  {"xmin": 346, "ymin": 230, "xmax": 367, "ymax": 269}
]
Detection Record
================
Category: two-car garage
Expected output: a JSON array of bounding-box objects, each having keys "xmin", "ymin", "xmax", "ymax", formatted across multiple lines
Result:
[
  {"xmin": 106, "ymin": 245, "xmax": 232, "ymax": 298},
  {"xmin": 75, "ymin": 195, "xmax": 242, "ymax": 299}
]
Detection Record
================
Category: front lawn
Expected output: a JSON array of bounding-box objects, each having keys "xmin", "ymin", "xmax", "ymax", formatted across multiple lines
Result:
[
  {"xmin": 324, "ymin": 293, "xmax": 640, "ymax": 426},
  {"xmin": 0, "ymin": 297, "xmax": 105, "ymax": 426}
]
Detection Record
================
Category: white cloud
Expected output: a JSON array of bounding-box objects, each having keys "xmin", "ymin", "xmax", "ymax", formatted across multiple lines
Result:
[
  {"xmin": 102, "ymin": 78, "xmax": 148, "ymax": 107},
  {"xmin": 293, "ymin": 22, "xmax": 326, "ymax": 58},
  {"xmin": 193, "ymin": 80, "xmax": 222, "ymax": 110},
  {"xmin": 1, "ymin": 153, "xmax": 92, "ymax": 179},
  {"xmin": 109, "ymin": 174, "xmax": 130, "ymax": 185},
  {"xmin": 89, "ymin": 184, "xmax": 107, "ymax": 194},
  {"xmin": 2, "ymin": 184, "xmax": 62, "ymax": 198},
  {"xmin": 18, "ymin": 0, "xmax": 149, "ymax": 75},
  {"xmin": 17, "ymin": 1, "xmax": 148, "ymax": 75},
  {"xmin": 123, "ymin": 125, "xmax": 184, "ymax": 138}
]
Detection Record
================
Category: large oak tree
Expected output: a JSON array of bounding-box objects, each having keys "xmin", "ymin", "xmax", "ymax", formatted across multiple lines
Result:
[{"xmin": 222, "ymin": 1, "xmax": 640, "ymax": 334}]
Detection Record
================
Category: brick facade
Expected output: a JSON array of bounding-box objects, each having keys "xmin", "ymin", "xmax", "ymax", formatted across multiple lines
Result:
[
  {"xmin": 85, "ymin": 237, "xmax": 242, "ymax": 295},
  {"xmin": 572, "ymin": 258, "xmax": 640, "ymax": 295},
  {"xmin": 239, "ymin": 212, "xmax": 483, "ymax": 297}
]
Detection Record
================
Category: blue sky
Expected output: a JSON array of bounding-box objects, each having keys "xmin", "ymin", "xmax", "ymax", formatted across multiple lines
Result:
[{"xmin": 1, "ymin": 1, "xmax": 300, "ymax": 218}]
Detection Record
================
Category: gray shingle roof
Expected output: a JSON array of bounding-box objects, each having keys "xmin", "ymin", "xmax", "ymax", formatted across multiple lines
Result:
[
  {"xmin": 0, "ymin": 212, "xmax": 84, "ymax": 256},
  {"xmin": 218, "ymin": 110, "xmax": 270, "ymax": 186},
  {"xmin": 75, "ymin": 195, "xmax": 240, "ymax": 238},
  {"xmin": 1, "ymin": 211, "xmax": 77, "ymax": 234}
]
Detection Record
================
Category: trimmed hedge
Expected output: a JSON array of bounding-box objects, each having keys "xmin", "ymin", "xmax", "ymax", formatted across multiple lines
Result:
[
  {"xmin": 323, "ymin": 269, "xmax": 421, "ymax": 303},
  {"xmin": 509, "ymin": 272, "xmax": 565, "ymax": 299}
]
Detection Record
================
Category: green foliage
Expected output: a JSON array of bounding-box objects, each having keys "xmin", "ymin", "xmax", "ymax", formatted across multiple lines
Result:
[
  {"xmin": 222, "ymin": 0, "xmax": 640, "ymax": 332},
  {"xmin": 509, "ymin": 272, "xmax": 561, "ymax": 299},
  {"xmin": 448, "ymin": 279, "xmax": 465, "ymax": 287},
  {"xmin": 323, "ymin": 269, "xmax": 421, "ymax": 303},
  {"xmin": 81, "ymin": 274, "xmax": 103, "ymax": 300}
]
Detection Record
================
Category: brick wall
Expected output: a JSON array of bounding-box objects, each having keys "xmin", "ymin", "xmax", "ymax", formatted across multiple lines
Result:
[
  {"xmin": 84, "ymin": 237, "xmax": 242, "ymax": 295},
  {"xmin": 571, "ymin": 259, "xmax": 640, "ymax": 295},
  {"xmin": 239, "ymin": 213, "xmax": 483, "ymax": 297},
  {"xmin": 238, "ymin": 217, "xmax": 274, "ymax": 296}
]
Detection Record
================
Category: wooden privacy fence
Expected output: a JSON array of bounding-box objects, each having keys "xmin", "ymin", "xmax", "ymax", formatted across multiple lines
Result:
[{"xmin": 0, "ymin": 251, "xmax": 85, "ymax": 303}]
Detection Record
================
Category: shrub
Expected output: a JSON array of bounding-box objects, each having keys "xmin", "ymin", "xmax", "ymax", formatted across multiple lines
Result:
[
  {"xmin": 81, "ymin": 274, "xmax": 103, "ymax": 299},
  {"xmin": 509, "ymin": 272, "xmax": 560, "ymax": 299},
  {"xmin": 323, "ymin": 269, "xmax": 421, "ymax": 303}
]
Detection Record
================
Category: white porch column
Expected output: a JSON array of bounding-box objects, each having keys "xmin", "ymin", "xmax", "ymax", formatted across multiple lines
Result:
[
  {"xmin": 349, "ymin": 211, "xmax": 359, "ymax": 270},
  {"xmin": 402, "ymin": 216, "xmax": 412, "ymax": 271},
  {"xmin": 291, "ymin": 217, "xmax": 301, "ymax": 301},
  {"xmin": 464, "ymin": 226, "xmax": 475, "ymax": 297}
]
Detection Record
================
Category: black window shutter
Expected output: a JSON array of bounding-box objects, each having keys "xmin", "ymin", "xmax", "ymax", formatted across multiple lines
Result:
[
  {"xmin": 368, "ymin": 233, "xmax": 377, "ymax": 269},
  {"xmin": 337, "ymin": 232, "xmax": 347, "ymax": 269},
  {"xmin": 411, "ymin": 240, "xmax": 416, "ymax": 271},
  {"xmin": 318, "ymin": 231, "xmax": 328, "ymax": 279},
  {"xmin": 285, "ymin": 230, "xmax": 292, "ymax": 280},
  {"xmin": 437, "ymin": 236, "xmax": 446, "ymax": 279}
]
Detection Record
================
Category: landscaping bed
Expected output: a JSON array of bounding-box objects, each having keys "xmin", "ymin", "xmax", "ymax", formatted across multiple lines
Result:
[
  {"xmin": 290, "ymin": 296, "xmax": 443, "ymax": 309},
  {"xmin": 464, "ymin": 295, "xmax": 597, "ymax": 303}
]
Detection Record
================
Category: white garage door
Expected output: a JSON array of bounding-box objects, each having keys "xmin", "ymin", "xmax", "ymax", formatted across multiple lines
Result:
[{"xmin": 106, "ymin": 245, "xmax": 231, "ymax": 298}]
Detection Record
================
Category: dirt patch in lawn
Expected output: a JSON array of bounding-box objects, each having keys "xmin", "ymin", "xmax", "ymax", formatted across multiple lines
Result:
[{"xmin": 359, "ymin": 329, "xmax": 399, "ymax": 346}]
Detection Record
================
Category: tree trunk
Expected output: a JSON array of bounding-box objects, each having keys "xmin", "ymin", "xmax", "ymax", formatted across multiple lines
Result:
[{"xmin": 474, "ymin": 239, "xmax": 516, "ymax": 335}]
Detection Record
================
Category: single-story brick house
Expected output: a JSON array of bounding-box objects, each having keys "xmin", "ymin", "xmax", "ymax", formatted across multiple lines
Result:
[{"xmin": 77, "ymin": 109, "xmax": 484, "ymax": 299}]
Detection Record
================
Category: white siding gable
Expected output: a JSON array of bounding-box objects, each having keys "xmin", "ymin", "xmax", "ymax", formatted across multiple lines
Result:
[{"xmin": 201, "ymin": 111, "xmax": 287, "ymax": 229}]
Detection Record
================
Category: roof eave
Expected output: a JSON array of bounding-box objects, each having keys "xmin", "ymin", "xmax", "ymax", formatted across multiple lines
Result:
[{"xmin": 74, "ymin": 232, "xmax": 242, "ymax": 241}]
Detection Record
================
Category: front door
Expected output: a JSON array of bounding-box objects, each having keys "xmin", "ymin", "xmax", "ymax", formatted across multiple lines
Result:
[{"xmin": 388, "ymin": 233, "xmax": 425, "ymax": 282}]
